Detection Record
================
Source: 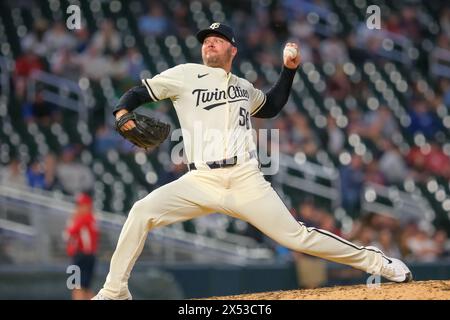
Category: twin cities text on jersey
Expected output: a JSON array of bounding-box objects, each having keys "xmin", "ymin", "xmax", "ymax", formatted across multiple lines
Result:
[{"xmin": 192, "ymin": 85, "xmax": 249, "ymax": 110}]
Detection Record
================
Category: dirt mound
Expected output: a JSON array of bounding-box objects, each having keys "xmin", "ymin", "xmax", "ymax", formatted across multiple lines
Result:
[{"xmin": 208, "ymin": 280, "xmax": 450, "ymax": 300}]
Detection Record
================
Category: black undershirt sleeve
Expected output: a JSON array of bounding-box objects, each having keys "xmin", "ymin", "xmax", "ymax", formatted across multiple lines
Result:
[
  {"xmin": 252, "ymin": 66, "xmax": 298, "ymax": 119},
  {"xmin": 112, "ymin": 85, "xmax": 153, "ymax": 116}
]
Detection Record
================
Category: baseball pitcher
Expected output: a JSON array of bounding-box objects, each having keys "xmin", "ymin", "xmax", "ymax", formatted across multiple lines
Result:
[{"xmin": 93, "ymin": 23, "xmax": 412, "ymax": 300}]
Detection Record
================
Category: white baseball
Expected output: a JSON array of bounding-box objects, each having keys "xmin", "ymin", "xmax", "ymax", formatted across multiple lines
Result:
[{"xmin": 284, "ymin": 46, "xmax": 298, "ymax": 59}]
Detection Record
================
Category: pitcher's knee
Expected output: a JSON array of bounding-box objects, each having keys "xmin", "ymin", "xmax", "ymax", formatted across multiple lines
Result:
[
  {"xmin": 276, "ymin": 224, "xmax": 311, "ymax": 252},
  {"xmin": 128, "ymin": 198, "xmax": 159, "ymax": 224},
  {"xmin": 129, "ymin": 199, "xmax": 145, "ymax": 215}
]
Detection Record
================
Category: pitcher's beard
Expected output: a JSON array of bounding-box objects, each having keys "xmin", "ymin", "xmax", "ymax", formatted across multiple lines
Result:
[
  {"xmin": 204, "ymin": 55, "xmax": 223, "ymax": 68},
  {"xmin": 203, "ymin": 47, "xmax": 232, "ymax": 68}
]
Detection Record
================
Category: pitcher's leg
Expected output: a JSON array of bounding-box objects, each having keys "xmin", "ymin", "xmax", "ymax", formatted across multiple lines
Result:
[
  {"xmin": 99, "ymin": 173, "xmax": 214, "ymax": 299},
  {"xmin": 231, "ymin": 187, "xmax": 383, "ymax": 275}
]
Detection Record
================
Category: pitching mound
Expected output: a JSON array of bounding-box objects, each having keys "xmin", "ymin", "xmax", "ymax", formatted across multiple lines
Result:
[{"xmin": 208, "ymin": 280, "xmax": 450, "ymax": 300}]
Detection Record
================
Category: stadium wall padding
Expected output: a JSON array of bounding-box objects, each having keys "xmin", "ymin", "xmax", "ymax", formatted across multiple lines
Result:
[{"xmin": 0, "ymin": 261, "xmax": 449, "ymax": 299}]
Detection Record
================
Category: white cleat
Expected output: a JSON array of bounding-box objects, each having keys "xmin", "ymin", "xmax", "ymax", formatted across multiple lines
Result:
[
  {"xmin": 91, "ymin": 292, "xmax": 132, "ymax": 300},
  {"xmin": 91, "ymin": 293, "xmax": 110, "ymax": 300},
  {"xmin": 379, "ymin": 256, "xmax": 413, "ymax": 283}
]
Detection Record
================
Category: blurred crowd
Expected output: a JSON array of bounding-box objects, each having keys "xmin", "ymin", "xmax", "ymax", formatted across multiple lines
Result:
[
  {"xmin": 2, "ymin": 0, "xmax": 450, "ymax": 261},
  {"xmin": 14, "ymin": 18, "xmax": 145, "ymax": 97},
  {"xmin": 0, "ymin": 146, "xmax": 94, "ymax": 195}
]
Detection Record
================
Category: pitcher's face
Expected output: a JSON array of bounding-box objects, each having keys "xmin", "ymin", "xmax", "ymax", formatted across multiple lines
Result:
[{"xmin": 201, "ymin": 34, "xmax": 236, "ymax": 68}]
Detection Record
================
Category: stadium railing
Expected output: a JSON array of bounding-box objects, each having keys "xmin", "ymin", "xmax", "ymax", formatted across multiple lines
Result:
[{"xmin": 0, "ymin": 183, "xmax": 274, "ymax": 266}]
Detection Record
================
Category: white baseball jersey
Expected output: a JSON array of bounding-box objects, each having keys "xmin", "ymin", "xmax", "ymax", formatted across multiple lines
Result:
[{"xmin": 142, "ymin": 63, "xmax": 266, "ymax": 164}]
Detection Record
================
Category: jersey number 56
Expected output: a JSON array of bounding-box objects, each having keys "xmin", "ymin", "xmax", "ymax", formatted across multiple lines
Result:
[{"xmin": 239, "ymin": 107, "xmax": 250, "ymax": 129}]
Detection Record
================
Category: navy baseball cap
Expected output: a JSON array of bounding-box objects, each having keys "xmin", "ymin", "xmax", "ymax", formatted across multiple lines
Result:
[{"xmin": 196, "ymin": 22, "xmax": 236, "ymax": 46}]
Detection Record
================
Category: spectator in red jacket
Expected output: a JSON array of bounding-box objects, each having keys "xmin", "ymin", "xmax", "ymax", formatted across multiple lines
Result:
[
  {"xmin": 14, "ymin": 50, "xmax": 44, "ymax": 100},
  {"xmin": 65, "ymin": 193, "xmax": 99, "ymax": 300},
  {"xmin": 425, "ymin": 142, "xmax": 450, "ymax": 179}
]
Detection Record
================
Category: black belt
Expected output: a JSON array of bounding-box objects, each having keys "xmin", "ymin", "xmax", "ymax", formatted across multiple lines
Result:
[{"xmin": 188, "ymin": 151, "xmax": 256, "ymax": 170}]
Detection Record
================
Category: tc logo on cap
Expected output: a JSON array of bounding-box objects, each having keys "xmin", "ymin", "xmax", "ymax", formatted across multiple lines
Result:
[{"xmin": 210, "ymin": 23, "xmax": 220, "ymax": 29}]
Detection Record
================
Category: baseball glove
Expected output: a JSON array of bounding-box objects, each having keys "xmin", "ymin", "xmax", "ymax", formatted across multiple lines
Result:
[{"xmin": 115, "ymin": 112, "xmax": 171, "ymax": 149}]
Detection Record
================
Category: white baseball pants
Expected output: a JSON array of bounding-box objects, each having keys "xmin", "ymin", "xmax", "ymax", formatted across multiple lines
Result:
[{"xmin": 99, "ymin": 159, "xmax": 383, "ymax": 299}]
